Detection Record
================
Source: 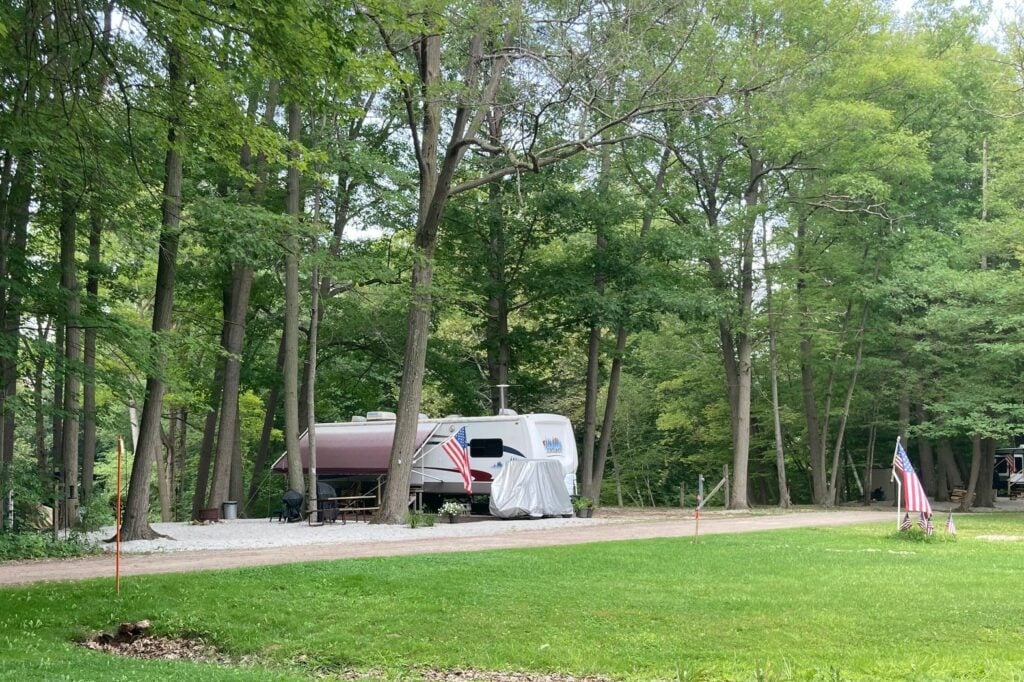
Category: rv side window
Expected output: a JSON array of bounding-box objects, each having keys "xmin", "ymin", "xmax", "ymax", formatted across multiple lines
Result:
[{"xmin": 470, "ymin": 439, "xmax": 503, "ymax": 458}]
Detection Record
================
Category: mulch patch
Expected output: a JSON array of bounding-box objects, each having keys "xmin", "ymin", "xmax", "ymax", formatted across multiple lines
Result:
[
  {"xmin": 335, "ymin": 668, "xmax": 612, "ymax": 681},
  {"xmin": 81, "ymin": 620, "xmax": 235, "ymax": 664},
  {"xmin": 85, "ymin": 622, "xmax": 611, "ymax": 681}
]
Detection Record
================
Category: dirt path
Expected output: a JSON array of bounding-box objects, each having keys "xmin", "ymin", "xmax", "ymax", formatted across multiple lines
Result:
[{"xmin": 0, "ymin": 509, "xmax": 889, "ymax": 587}]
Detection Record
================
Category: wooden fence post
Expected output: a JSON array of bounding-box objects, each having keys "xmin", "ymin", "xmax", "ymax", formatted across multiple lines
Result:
[{"xmin": 723, "ymin": 465, "xmax": 730, "ymax": 510}]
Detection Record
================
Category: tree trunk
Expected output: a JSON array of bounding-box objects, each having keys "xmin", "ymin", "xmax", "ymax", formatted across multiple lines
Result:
[
  {"xmin": 81, "ymin": 205, "xmax": 102, "ymax": 506},
  {"xmin": 817, "ymin": 299, "xmax": 853, "ymax": 462},
  {"xmin": 377, "ymin": 31, "xmax": 443, "ymax": 525},
  {"xmin": 282, "ymin": 101, "xmax": 305, "ymax": 496},
  {"xmin": 305, "ymin": 267, "xmax": 320, "ymax": 517},
  {"xmin": 120, "ymin": 44, "xmax": 184, "ymax": 541},
  {"xmin": 174, "ymin": 407, "xmax": 187, "ymax": 516},
  {"xmin": 0, "ymin": 156, "xmax": 31, "ymax": 531},
  {"xmin": 959, "ymin": 434, "xmax": 982, "ymax": 512},
  {"xmin": 975, "ymin": 438, "xmax": 996, "ymax": 507},
  {"xmin": 154, "ymin": 432, "xmax": 172, "ymax": 522},
  {"xmin": 229, "ymin": 410, "xmax": 243, "ymax": 509},
  {"xmin": 166, "ymin": 408, "xmax": 179, "ymax": 516},
  {"xmin": 191, "ymin": 282, "xmax": 230, "ymax": 519},
  {"xmin": 796, "ymin": 213, "xmax": 826, "ymax": 505},
  {"xmin": 934, "ymin": 445, "xmax": 949, "ymax": 503},
  {"xmin": 915, "ymin": 404, "xmax": 936, "ymax": 497},
  {"xmin": 727, "ymin": 155, "xmax": 761, "ymax": 511},
  {"xmin": 937, "ymin": 439, "xmax": 963, "ymax": 493},
  {"xmin": 33, "ymin": 337, "xmax": 48, "ymax": 475},
  {"xmin": 589, "ymin": 147, "xmax": 669, "ymax": 503},
  {"xmin": 52, "ymin": 321, "xmax": 65, "ymax": 486},
  {"xmin": 898, "ymin": 393, "xmax": 910, "ymax": 447},
  {"xmin": 246, "ymin": 335, "xmax": 285, "ymax": 511},
  {"xmin": 580, "ymin": 324, "xmax": 603, "ymax": 498},
  {"xmin": 763, "ymin": 219, "xmax": 789, "ymax": 508},
  {"xmin": 60, "ymin": 190, "xmax": 82, "ymax": 527},
  {"xmin": 485, "ymin": 176, "xmax": 510, "ymax": 412},
  {"xmin": 827, "ymin": 305, "xmax": 869, "ymax": 507},
  {"xmin": 591, "ymin": 327, "xmax": 626, "ymax": 504},
  {"xmin": 862, "ymin": 418, "xmax": 877, "ymax": 505},
  {"xmin": 208, "ymin": 265, "xmax": 254, "ymax": 510},
  {"xmin": 580, "ymin": 146, "xmax": 612, "ymax": 500},
  {"xmin": 376, "ymin": 26, "xmax": 509, "ymax": 523},
  {"xmin": 731, "ymin": 330, "xmax": 752, "ymax": 510}
]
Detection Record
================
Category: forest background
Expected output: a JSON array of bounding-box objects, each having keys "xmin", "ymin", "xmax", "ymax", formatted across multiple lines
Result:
[{"xmin": 1, "ymin": 0, "xmax": 1022, "ymax": 539}]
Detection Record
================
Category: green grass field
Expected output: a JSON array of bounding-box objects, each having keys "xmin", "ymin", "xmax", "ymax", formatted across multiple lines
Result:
[{"xmin": 2, "ymin": 514, "xmax": 1024, "ymax": 681}]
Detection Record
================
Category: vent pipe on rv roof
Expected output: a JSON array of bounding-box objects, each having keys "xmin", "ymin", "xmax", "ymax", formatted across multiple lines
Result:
[{"xmin": 495, "ymin": 384, "xmax": 510, "ymax": 415}]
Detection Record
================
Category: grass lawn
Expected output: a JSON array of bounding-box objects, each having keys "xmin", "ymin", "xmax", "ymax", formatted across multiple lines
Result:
[{"xmin": 2, "ymin": 514, "xmax": 1024, "ymax": 681}]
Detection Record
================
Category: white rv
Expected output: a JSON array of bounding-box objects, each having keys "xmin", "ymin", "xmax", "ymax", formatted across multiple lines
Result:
[{"xmin": 271, "ymin": 411, "xmax": 578, "ymax": 497}]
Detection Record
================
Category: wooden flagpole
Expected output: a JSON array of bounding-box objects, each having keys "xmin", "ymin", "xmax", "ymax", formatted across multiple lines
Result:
[
  {"xmin": 116, "ymin": 435, "xmax": 122, "ymax": 595},
  {"xmin": 891, "ymin": 437, "xmax": 902, "ymax": 531},
  {"xmin": 694, "ymin": 474, "xmax": 704, "ymax": 544}
]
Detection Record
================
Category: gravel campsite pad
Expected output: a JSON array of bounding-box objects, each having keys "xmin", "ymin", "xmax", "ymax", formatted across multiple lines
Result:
[{"xmin": 86, "ymin": 516, "xmax": 607, "ymax": 554}]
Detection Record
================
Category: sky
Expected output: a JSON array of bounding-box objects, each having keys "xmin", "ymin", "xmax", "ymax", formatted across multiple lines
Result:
[{"xmin": 891, "ymin": 0, "xmax": 1016, "ymax": 42}]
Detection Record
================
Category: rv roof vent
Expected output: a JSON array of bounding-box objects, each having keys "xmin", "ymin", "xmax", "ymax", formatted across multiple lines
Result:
[
  {"xmin": 418, "ymin": 413, "xmax": 429, "ymax": 420},
  {"xmin": 498, "ymin": 408, "xmax": 518, "ymax": 416},
  {"xmin": 366, "ymin": 411, "xmax": 397, "ymax": 421},
  {"xmin": 444, "ymin": 414, "xmax": 462, "ymax": 419},
  {"xmin": 351, "ymin": 416, "xmax": 367, "ymax": 423}
]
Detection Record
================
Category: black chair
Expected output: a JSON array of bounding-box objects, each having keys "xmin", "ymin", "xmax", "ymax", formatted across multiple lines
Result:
[
  {"xmin": 271, "ymin": 489, "xmax": 305, "ymax": 523},
  {"xmin": 313, "ymin": 481, "xmax": 338, "ymax": 524}
]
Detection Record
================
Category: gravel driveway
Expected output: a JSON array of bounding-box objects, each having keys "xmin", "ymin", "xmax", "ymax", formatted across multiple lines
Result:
[{"xmin": 0, "ymin": 508, "xmax": 891, "ymax": 587}]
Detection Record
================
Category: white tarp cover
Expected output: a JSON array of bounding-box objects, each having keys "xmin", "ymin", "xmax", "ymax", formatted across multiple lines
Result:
[{"xmin": 489, "ymin": 459, "xmax": 573, "ymax": 518}]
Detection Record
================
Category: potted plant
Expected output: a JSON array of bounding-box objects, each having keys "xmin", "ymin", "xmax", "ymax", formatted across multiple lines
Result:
[
  {"xmin": 572, "ymin": 496, "xmax": 594, "ymax": 518},
  {"xmin": 438, "ymin": 500, "xmax": 464, "ymax": 523}
]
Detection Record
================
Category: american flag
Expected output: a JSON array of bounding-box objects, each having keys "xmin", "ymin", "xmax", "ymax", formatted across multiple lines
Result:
[
  {"xmin": 892, "ymin": 440, "xmax": 932, "ymax": 515},
  {"xmin": 918, "ymin": 512, "xmax": 934, "ymax": 536},
  {"xmin": 899, "ymin": 513, "xmax": 912, "ymax": 531},
  {"xmin": 1004, "ymin": 455, "xmax": 1018, "ymax": 475},
  {"xmin": 945, "ymin": 511, "xmax": 957, "ymax": 536},
  {"xmin": 441, "ymin": 427, "xmax": 473, "ymax": 495}
]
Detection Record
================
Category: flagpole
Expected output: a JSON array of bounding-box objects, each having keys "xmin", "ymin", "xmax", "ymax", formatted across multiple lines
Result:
[
  {"xmin": 891, "ymin": 437, "xmax": 902, "ymax": 531},
  {"xmin": 115, "ymin": 435, "xmax": 122, "ymax": 596}
]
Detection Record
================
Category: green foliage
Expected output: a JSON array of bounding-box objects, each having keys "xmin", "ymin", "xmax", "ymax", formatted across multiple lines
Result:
[
  {"xmin": 407, "ymin": 510, "xmax": 436, "ymax": 528},
  {"xmin": 0, "ymin": 531, "xmax": 100, "ymax": 561}
]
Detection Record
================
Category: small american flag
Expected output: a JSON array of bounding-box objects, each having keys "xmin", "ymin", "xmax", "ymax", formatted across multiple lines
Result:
[
  {"xmin": 918, "ymin": 512, "xmax": 934, "ymax": 536},
  {"xmin": 900, "ymin": 513, "xmax": 912, "ymax": 531},
  {"xmin": 945, "ymin": 511, "xmax": 957, "ymax": 536},
  {"xmin": 1004, "ymin": 455, "xmax": 1018, "ymax": 475},
  {"xmin": 892, "ymin": 440, "xmax": 932, "ymax": 515},
  {"xmin": 441, "ymin": 427, "xmax": 473, "ymax": 495}
]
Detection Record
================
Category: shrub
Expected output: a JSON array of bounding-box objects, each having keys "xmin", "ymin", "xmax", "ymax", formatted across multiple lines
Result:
[
  {"xmin": 408, "ymin": 511, "xmax": 436, "ymax": 528},
  {"xmin": 0, "ymin": 531, "xmax": 101, "ymax": 562}
]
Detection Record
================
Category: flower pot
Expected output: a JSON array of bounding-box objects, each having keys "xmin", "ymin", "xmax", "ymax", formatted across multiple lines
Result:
[
  {"xmin": 576, "ymin": 508, "xmax": 592, "ymax": 519},
  {"xmin": 447, "ymin": 513, "xmax": 458, "ymax": 524}
]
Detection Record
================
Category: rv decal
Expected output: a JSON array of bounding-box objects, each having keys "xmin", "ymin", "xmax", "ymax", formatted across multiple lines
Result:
[
  {"xmin": 502, "ymin": 445, "xmax": 526, "ymax": 458},
  {"xmin": 542, "ymin": 437, "xmax": 563, "ymax": 454}
]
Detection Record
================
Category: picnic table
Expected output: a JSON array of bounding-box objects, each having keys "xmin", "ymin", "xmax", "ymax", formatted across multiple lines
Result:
[{"xmin": 308, "ymin": 494, "xmax": 379, "ymax": 526}]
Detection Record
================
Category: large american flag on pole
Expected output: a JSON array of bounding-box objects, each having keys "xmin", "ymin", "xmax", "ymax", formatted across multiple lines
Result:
[
  {"xmin": 441, "ymin": 427, "xmax": 473, "ymax": 495},
  {"xmin": 893, "ymin": 439, "xmax": 932, "ymax": 516}
]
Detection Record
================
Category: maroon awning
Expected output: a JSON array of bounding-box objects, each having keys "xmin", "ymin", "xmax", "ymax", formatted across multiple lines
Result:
[{"xmin": 271, "ymin": 422, "xmax": 436, "ymax": 476}]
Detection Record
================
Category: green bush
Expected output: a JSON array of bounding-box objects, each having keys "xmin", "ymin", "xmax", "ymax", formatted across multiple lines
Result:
[
  {"xmin": 0, "ymin": 531, "xmax": 102, "ymax": 561},
  {"xmin": 408, "ymin": 510, "xmax": 436, "ymax": 528}
]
